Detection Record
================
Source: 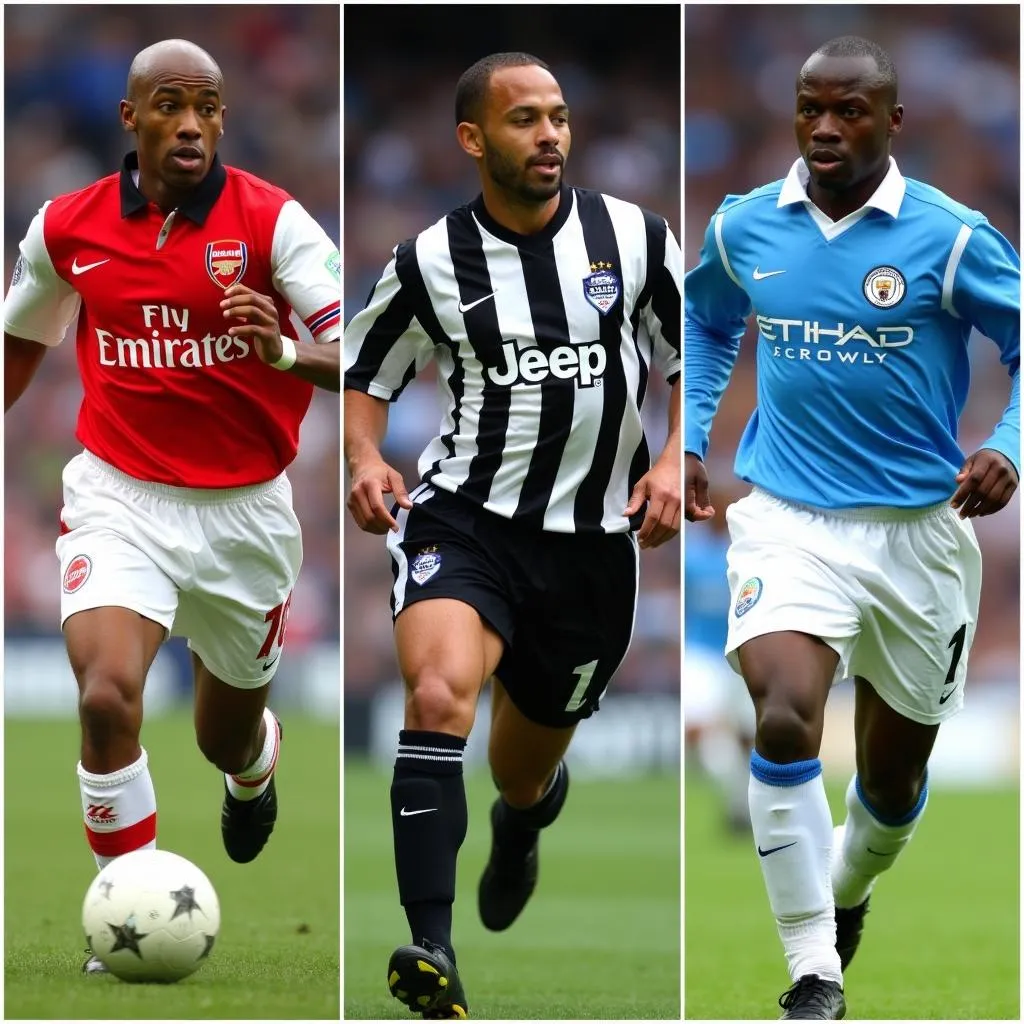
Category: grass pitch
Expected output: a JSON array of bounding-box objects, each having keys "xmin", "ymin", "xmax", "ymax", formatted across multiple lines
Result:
[
  {"xmin": 343, "ymin": 761, "xmax": 680, "ymax": 1020},
  {"xmin": 685, "ymin": 777, "xmax": 1019, "ymax": 1020},
  {"xmin": 5, "ymin": 712, "xmax": 339, "ymax": 1020}
]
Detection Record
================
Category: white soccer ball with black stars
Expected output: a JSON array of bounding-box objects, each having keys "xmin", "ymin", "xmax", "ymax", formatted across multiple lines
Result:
[{"xmin": 82, "ymin": 848, "xmax": 220, "ymax": 982}]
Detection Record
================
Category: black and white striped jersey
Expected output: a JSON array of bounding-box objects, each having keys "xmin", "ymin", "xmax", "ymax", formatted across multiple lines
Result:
[{"xmin": 344, "ymin": 184, "xmax": 681, "ymax": 534}]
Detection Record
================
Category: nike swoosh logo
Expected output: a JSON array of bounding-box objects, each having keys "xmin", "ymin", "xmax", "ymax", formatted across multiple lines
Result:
[
  {"xmin": 757, "ymin": 841, "xmax": 798, "ymax": 857},
  {"xmin": 752, "ymin": 267, "xmax": 786, "ymax": 280},
  {"xmin": 261, "ymin": 654, "xmax": 280, "ymax": 672},
  {"xmin": 399, "ymin": 807, "xmax": 438, "ymax": 817},
  {"xmin": 866, "ymin": 847, "xmax": 897, "ymax": 857},
  {"xmin": 938, "ymin": 687, "xmax": 957, "ymax": 705},
  {"xmin": 71, "ymin": 257, "xmax": 111, "ymax": 276},
  {"xmin": 458, "ymin": 292, "xmax": 497, "ymax": 313}
]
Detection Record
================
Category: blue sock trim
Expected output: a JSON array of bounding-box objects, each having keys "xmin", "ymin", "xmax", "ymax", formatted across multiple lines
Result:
[
  {"xmin": 855, "ymin": 771, "xmax": 928, "ymax": 827},
  {"xmin": 749, "ymin": 750, "xmax": 822, "ymax": 787}
]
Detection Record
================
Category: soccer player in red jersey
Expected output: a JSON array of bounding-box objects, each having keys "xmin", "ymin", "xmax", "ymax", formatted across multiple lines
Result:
[{"xmin": 3, "ymin": 39, "xmax": 340, "ymax": 973}]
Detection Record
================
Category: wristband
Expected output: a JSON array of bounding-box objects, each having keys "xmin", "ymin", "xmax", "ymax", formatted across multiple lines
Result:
[{"xmin": 270, "ymin": 335, "xmax": 297, "ymax": 371}]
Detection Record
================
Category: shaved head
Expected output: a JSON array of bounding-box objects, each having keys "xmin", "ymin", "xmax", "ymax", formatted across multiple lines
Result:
[{"xmin": 127, "ymin": 39, "xmax": 223, "ymax": 102}]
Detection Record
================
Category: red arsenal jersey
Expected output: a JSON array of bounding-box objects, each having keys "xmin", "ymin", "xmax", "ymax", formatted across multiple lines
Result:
[{"xmin": 4, "ymin": 153, "xmax": 341, "ymax": 487}]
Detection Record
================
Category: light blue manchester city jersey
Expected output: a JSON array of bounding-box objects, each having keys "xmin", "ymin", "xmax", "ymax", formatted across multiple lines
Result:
[{"xmin": 685, "ymin": 158, "xmax": 1020, "ymax": 509}]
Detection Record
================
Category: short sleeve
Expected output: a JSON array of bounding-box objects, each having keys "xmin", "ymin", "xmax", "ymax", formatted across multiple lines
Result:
[
  {"xmin": 270, "ymin": 200, "xmax": 341, "ymax": 344},
  {"xmin": 3, "ymin": 202, "xmax": 82, "ymax": 346}
]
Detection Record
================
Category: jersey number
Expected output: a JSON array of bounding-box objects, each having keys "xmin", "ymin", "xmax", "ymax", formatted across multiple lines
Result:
[
  {"xmin": 944, "ymin": 623, "xmax": 967, "ymax": 685},
  {"xmin": 258, "ymin": 592, "xmax": 294, "ymax": 660},
  {"xmin": 565, "ymin": 660, "xmax": 599, "ymax": 712},
  {"xmin": 939, "ymin": 623, "xmax": 968, "ymax": 704}
]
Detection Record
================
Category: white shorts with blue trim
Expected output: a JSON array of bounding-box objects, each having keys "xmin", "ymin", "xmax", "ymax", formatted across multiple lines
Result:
[{"xmin": 723, "ymin": 487, "xmax": 982, "ymax": 725}]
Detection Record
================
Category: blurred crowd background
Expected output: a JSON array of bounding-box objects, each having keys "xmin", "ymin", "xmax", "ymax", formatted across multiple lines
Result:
[
  {"xmin": 4, "ymin": 6, "xmax": 340, "ymax": 666},
  {"xmin": 685, "ymin": 5, "xmax": 1021, "ymax": 726},
  {"xmin": 344, "ymin": 6, "xmax": 681, "ymax": 705}
]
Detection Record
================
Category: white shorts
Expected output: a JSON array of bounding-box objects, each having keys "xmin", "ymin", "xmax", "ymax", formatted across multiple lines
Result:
[
  {"xmin": 724, "ymin": 488, "xmax": 982, "ymax": 725},
  {"xmin": 56, "ymin": 451, "xmax": 303, "ymax": 689}
]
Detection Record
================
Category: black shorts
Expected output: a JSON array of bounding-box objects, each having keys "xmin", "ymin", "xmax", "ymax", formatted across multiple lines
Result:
[{"xmin": 387, "ymin": 485, "xmax": 639, "ymax": 728}]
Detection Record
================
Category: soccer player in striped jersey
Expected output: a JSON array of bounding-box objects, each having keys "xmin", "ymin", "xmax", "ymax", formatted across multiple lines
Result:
[
  {"xmin": 345, "ymin": 52, "xmax": 680, "ymax": 1018},
  {"xmin": 685, "ymin": 36, "xmax": 1018, "ymax": 1020}
]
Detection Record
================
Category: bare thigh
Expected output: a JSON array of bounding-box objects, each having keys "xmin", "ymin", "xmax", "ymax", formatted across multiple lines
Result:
[
  {"xmin": 65, "ymin": 605, "xmax": 166, "ymax": 773},
  {"xmin": 853, "ymin": 675, "xmax": 937, "ymax": 819},
  {"xmin": 488, "ymin": 677, "xmax": 575, "ymax": 808},
  {"xmin": 394, "ymin": 598, "xmax": 504, "ymax": 737},
  {"xmin": 737, "ymin": 630, "xmax": 839, "ymax": 763},
  {"xmin": 192, "ymin": 651, "xmax": 270, "ymax": 775}
]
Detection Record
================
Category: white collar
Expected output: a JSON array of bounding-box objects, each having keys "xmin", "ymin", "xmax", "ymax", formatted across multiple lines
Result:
[{"xmin": 778, "ymin": 155, "xmax": 906, "ymax": 217}]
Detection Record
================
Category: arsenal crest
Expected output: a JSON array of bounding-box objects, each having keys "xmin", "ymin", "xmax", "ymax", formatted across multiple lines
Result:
[
  {"xmin": 206, "ymin": 239, "xmax": 248, "ymax": 289},
  {"xmin": 583, "ymin": 261, "xmax": 620, "ymax": 316}
]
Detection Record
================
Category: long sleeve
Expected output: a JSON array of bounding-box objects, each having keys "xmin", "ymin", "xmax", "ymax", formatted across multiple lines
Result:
[
  {"xmin": 951, "ymin": 219, "xmax": 1021, "ymax": 472},
  {"xmin": 683, "ymin": 207, "xmax": 752, "ymax": 459}
]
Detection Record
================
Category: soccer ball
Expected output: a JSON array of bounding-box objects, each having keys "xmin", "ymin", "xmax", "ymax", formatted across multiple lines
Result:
[{"xmin": 82, "ymin": 849, "xmax": 220, "ymax": 982}]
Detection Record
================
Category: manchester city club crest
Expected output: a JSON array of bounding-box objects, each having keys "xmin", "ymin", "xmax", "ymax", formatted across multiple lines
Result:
[
  {"xmin": 205, "ymin": 239, "xmax": 248, "ymax": 289},
  {"xmin": 582, "ymin": 261, "xmax": 620, "ymax": 315},
  {"xmin": 863, "ymin": 265, "xmax": 906, "ymax": 309},
  {"xmin": 410, "ymin": 546, "xmax": 442, "ymax": 586},
  {"xmin": 734, "ymin": 577, "xmax": 763, "ymax": 618}
]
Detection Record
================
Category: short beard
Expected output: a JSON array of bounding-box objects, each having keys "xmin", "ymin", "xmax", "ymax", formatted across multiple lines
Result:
[{"xmin": 483, "ymin": 141, "xmax": 561, "ymax": 203}]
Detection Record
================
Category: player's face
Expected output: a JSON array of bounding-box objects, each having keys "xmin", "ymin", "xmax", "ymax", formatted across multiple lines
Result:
[
  {"xmin": 128, "ymin": 60, "xmax": 225, "ymax": 189},
  {"xmin": 477, "ymin": 65, "xmax": 571, "ymax": 203},
  {"xmin": 794, "ymin": 55, "xmax": 901, "ymax": 193}
]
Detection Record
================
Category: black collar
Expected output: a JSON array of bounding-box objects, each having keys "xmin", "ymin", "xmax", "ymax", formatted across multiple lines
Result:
[
  {"xmin": 470, "ymin": 183, "xmax": 574, "ymax": 250},
  {"xmin": 119, "ymin": 151, "xmax": 227, "ymax": 224}
]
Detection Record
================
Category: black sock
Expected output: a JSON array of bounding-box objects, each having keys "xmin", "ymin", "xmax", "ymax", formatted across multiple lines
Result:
[
  {"xmin": 495, "ymin": 760, "xmax": 570, "ymax": 854},
  {"xmin": 390, "ymin": 729, "xmax": 467, "ymax": 962}
]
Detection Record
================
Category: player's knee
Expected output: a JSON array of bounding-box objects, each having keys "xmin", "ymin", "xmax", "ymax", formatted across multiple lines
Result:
[
  {"xmin": 857, "ymin": 768, "xmax": 925, "ymax": 821},
  {"xmin": 77, "ymin": 669, "xmax": 143, "ymax": 744},
  {"xmin": 754, "ymin": 701, "xmax": 819, "ymax": 763},
  {"xmin": 404, "ymin": 668, "xmax": 474, "ymax": 735},
  {"xmin": 194, "ymin": 728, "xmax": 253, "ymax": 775},
  {"xmin": 498, "ymin": 777, "xmax": 547, "ymax": 810}
]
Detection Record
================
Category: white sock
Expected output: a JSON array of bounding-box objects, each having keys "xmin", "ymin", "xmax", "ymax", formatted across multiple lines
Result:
[
  {"xmin": 226, "ymin": 707, "xmax": 280, "ymax": 801},
  {"xmin": 749, "ymin": 752, "xmax": 842, "ymax": 985},
  {"xmin": 832, "ymin": 773, "xmax": 927, "ymax": 909},
  {"xmin": 78, "ymin": 748, "xmax": 157, "ymax": 869}
]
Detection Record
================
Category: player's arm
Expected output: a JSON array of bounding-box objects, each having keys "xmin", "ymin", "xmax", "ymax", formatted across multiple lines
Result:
[
  {"xmin": 626, "ymin": 216, "xmax": 681, "ymax": 548},
  {"xmin": 683, "ymin": 204, "xmax": 752, "ymax": 521},
  {"xmin": 946, "ymin": 220, "xmax": 1020, "ymax": 518},
  {"xmin": 343, "ymin": 239, "xmax": 436, "ymax": 534},
  {"xmin": 4, "ymin": 202, "xmax": 82, "ymax": 413},
  {"xmin": 221, "ymin": 283, "xmax": 339, "ymax": 391},
  {"xmin": 5, "ymin": 333, "xmax": 47, "ymax": 412},
  {"xmin": 233, "ymin": 199, "xmax": 343, "ymax": 392}
]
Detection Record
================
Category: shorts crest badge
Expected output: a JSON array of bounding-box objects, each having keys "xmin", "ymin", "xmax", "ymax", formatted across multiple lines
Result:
[
  {"xmin": 411, "ymin": 545, "xmax": 442, "ymax": 586},
  {"xmin": 63, "ymin": 554, "xmax": 92, "ymax": 594},
  {"xmin": 734, "ymin": 576, "xmax": 762, "ymax": 618},
  {"xmin": 583, "ymin": 261, "xmax": 620, "ymax": 316},
  {"xmin": 863, "ymin": 265, "xmax": 906, "ymax": 308},
  {"xmin": 206, "ymin": 239, "xmax": 248, "ymax": 289}
]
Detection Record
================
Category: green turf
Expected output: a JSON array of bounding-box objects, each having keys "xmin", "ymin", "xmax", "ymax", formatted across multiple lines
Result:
[
  {"xmin": 5, "ymin": 713, "xmax": 339, "ymax": 1020},
  {"xmin": 685, "ymin": 777, "xmax": 1020, "ymax": 1020},
  {"xmin": 343, "ymin": 762, "xmax": 680, "ymax": 1020}
]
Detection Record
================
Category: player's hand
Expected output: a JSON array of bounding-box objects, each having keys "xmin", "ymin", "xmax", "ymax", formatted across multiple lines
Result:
[
  {"xmin": 347, "ymin": 456, "xmax": 413, "ymax": 534},
  {"xmin": 685, "ymin": 452, "xmax": 715, "ymax": 523},
  {"xmin": 625, "ymin": 456, "xmax": 680, "ymax": 549},
  {"xmin": 950, "ymin": 448, "xmax": 1018, "ymax": 519},
  {"xmin": 221, "ymin": 284, "xmax": 287, "ymax": 365}
]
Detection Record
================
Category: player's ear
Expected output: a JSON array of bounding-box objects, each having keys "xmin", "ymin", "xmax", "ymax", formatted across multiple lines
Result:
[
  {"xmin": 219, "ymin": 105, "xmax": 227, "ymax": 137},
  {"xmin": 119, "ymin": 99, "xmax": 137, "ymax": 134},
  {"xmin": 456, "ymin": 121, "xmax": 484, "ymax": 160},
  {"xmin": 888, "ymin": 104, "xmax": 904, "ymax": 138}
]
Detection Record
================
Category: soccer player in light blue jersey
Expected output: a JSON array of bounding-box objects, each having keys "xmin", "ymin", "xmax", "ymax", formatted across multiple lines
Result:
[{"xmin": 684, "ymin": 36, "xmax": 1019, "ymax": 1020}]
